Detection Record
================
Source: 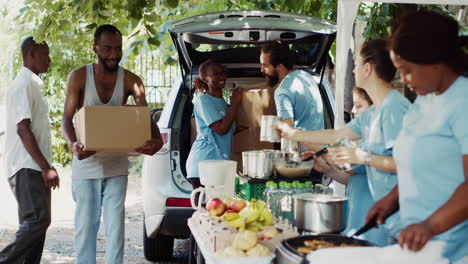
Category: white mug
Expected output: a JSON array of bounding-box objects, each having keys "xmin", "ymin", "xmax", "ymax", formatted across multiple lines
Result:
[{"xmin": 260, "ymin": 115, "xmax": 280, "ymax": 143}]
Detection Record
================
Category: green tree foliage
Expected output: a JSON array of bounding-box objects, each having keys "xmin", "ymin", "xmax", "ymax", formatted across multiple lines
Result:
[
  {"xmin": 0, "ymin": 2, "xmax": 26, "ymax": 101},
  {"xmin": 357, "ymin": 3, "xmax": 460, "ymax": 41}
]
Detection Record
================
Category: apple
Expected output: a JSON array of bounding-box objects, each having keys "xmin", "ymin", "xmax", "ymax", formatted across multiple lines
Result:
[
  {"xmin": 206, "ymin": 198, "xmax": 227, "ymax": 216},
  {"xmin": 229, "ymin": 199, "xmax": 247, "ymax": 213}
]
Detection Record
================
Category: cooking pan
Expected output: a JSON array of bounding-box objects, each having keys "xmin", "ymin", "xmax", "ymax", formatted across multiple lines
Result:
[{"xmin": 282, "ymin": 234, "xmax": 376, "ymax": 260}]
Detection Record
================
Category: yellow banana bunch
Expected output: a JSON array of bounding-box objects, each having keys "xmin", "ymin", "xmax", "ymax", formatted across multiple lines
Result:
[
  {"xmin": 246, "ymin": 221, "xmax": 264, "ymax": 232},
  {"xmin": 243, "ymin": 209, "xmax": 260, "ymax": 224},
  {"xmin": 219, "ymin": 212, "xmax": 240, "ymax": 222},
  {"xmin": 240, "ymin": 199, "xmax": 261, "ymax": 224},
  {"xmin": 224, "ymin": 198, "xmax": 274, "ymax": 232},
  {"xmin": 227, "ymin": 218, "xmax": 246, "ymax": 232},
  {"xmin": 257, "ymin": 199, "xmax": 267, "ymax": 210},
  {"xmin": 260, "ymin": 207, "xmax": 274, "ymax": 226}
]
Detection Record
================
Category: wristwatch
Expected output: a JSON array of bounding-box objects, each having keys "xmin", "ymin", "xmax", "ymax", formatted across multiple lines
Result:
[{"xmin": 363, "ymin": 152, "xmax": 372, "ymax": 165}]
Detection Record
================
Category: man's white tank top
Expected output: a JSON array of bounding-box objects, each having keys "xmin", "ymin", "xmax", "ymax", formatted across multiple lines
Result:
[{"xmin": 71, "ymin": 63, "xmax": 130, "ymax": 179}]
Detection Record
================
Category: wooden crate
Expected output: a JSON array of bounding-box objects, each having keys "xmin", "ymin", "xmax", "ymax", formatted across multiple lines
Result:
[{"xmin": 191, "ymin": 211, "xmax": 299, "ymax": 253}]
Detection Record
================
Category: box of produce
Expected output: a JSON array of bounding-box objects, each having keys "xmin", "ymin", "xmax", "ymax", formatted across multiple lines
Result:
[{"xmin": 194, "ymin": 198, "xmax": 298, "ymax": 254}]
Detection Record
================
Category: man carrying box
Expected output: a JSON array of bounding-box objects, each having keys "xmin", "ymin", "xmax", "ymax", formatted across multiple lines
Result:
[
  {"xmin": 0, "ymin": 37, "xmax": 60, "ymax": 264},
  {"xmin": 61, "ymin": 24, "xmax": 163, "ymax": 264}
]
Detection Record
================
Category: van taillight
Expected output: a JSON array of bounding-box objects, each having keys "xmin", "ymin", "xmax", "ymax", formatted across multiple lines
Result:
[{"xmin": 166, "ymin": 198, "xmax": 191, "ymax": 207}]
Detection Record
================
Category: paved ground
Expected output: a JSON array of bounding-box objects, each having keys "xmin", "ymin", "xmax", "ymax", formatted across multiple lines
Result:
[{"xmin": 0, "ymin": 167, "xmax": 189, "ymax": 264}]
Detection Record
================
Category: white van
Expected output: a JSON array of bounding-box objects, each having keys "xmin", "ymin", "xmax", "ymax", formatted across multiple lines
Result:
[{"xmin": 141, "ymin": 10, "xmax": 337, "ymax": 261}]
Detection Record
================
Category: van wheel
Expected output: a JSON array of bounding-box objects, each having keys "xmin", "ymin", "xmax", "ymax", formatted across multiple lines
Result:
[{"xmin": 143, "ymin": 222, "xmax": 174, "ymax": 261}]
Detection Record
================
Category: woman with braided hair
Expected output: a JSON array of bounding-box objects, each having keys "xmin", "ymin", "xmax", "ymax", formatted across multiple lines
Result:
[{"xmin": 186, "ymin": 60, "xmax": 242, "ymax": 189}]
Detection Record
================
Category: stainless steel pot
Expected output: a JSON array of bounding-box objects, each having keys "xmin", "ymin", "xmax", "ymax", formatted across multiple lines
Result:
[
  {"xmin": 242, "ymin": 150, "xmax": 275, "ymax": 178},
  {"xmin": 293, "ymin": 193, "xmax": 348, "ymax": 234}
]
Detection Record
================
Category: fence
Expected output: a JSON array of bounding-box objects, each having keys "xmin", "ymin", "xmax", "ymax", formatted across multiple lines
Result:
[{"xmin": 124, "ymin": 52, "xmax": 180, "ymax": 110}]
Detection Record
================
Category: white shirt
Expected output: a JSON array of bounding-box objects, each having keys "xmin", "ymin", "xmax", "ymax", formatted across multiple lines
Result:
[{"xmin": 4, "ymin": 67, "xmax": 52, "ymax": 178}]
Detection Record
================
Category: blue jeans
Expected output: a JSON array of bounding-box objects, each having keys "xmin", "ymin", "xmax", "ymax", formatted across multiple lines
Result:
[{"xmin": 72, "ymin": 176, "xmax": 128, "ymax": 264}]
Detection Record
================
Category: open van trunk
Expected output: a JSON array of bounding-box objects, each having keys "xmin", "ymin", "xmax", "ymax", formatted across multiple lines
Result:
[{"xmin": 167, "ymin": 10, "xmax": 336, "ymax": 182}]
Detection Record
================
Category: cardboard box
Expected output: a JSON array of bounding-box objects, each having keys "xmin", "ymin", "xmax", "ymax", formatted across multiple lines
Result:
[
  {"xmin": 188, "ymin": 80, "xmax": 279, "ymax": 170},
  {"xmin": 75, "ymin": 106, "xmax": 151, "ymax": 154},
  {"xmin": 231, "ymin": 86, "xmax": 279, "ymax": 171},
  {"xmin": 232, "ymin": 87, "xmax": 278, "ymax": 152}
]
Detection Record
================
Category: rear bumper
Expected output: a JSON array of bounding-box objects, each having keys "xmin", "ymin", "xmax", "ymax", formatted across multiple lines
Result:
[
  {"xmin": 146, "ymin": 207, "xmax": 194, "ymax": 238},
  {"xmin": 159, "ymin": 207, "xmax": 194, "ymax": 238},
  {"xmin": 142, "ymin": 150, "xmax": 193, "ymax": 238},
  {"xmin": 145, "ymin": 214, "xmax": 165, "ymax": 238}
]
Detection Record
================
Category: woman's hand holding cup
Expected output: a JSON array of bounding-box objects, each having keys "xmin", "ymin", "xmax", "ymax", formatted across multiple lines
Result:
[{"xmin": 273, "ymin": 121, "xmax": 298, "ymax": 139}]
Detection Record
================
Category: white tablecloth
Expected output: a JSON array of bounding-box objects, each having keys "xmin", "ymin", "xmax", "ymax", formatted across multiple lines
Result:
[{"xmin": 306, "ymin": 240, "xmax": 450, "ymax": 264}]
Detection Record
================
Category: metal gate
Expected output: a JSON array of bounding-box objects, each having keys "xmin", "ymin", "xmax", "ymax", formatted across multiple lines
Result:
[{"xmin": 124, "ymin": 52, "xmax": 180, "ymax": 110}]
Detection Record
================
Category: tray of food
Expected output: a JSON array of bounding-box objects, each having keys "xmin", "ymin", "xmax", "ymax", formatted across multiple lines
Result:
[{"xmin": 282, "ymin": 234, "xmax": 375, "ymax": 256}]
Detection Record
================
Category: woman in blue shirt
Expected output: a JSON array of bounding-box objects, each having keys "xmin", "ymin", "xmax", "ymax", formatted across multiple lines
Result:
[
  {"xmin": 311, "ymin": 87, "xmax": 389, "ymax": 245},
  {"xmin": 366, "ymin": 11, "xmax": 468, "ymax": 262},
  {"xmin": 278, "ymin": 39, "xmax": 410, "ymax": 240},
  {"xmin": 186, "ymin": 60, "xmax": 242, "ymax": 189}
]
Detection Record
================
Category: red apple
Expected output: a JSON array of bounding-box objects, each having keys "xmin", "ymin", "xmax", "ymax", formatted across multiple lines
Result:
[
  {"xmin": 229, "ymin": 199, "xmax": 247, "ymax": 213},
  {"xmin": 206, "ymin": 198, "xmax": 227, "ymax": 216}
]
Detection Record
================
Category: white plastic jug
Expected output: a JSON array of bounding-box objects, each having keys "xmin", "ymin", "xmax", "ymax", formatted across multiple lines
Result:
[{"xmin": 198, "ymin": 160, "xmax": 237, "ymax": 186}]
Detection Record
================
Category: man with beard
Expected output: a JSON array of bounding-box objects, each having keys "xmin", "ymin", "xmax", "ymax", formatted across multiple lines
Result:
[
  {"xmin": 260, "ymin": 42, "xmax": 324, "ymax": 149},
  {"xmin": 61, "ymin": 24, "xmax": 163, "ymax": 264}
]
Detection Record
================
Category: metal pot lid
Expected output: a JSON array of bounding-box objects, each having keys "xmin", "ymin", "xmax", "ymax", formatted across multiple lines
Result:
[{"xmin": 293, "ymin": 193, "xmax": 348, "ymax": 203}]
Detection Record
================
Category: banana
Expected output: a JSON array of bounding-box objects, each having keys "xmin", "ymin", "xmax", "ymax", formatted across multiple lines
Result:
[
  {"xmin": 257, "ymin": 200, "xmax": 267, "ymax": 210},
  {"xmin": 227, "ymin": 218, "xmax": 246, "ymax": 231},
  {"xmin": 246, "ymin": 221, "xmax": 264, "ymax": 232},
  {"xmin": 221, "ymin": 212, "xmax": 240, "ymax": 222},
  {"xmin": 225, "ymin": 199, "xmax": 273, "ymax": 231},
  {"xmin": 244, "ymin": 208, "xmax": 261, "ymax": 224},
  {"xmin": 260, "ymin": 207, "xmax": 274, "ymax": 226}
]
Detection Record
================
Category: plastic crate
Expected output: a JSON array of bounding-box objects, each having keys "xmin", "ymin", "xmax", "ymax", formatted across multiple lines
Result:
[
  {"xmin": 235, "ymin": 177, "xmax": 267, "ymax": 201},
  {"xmin": 235, "ymin": 174, "xmax": 317, "ymax": 201}
]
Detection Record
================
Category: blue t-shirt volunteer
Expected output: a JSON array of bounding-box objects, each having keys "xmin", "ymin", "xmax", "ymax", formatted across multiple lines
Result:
[
  {"xmin": 394, "ymin": 76, "xmax": 468, "ymax": 262},
  {"xmin": 347, "ymin": 89, "xmax": 410, "ymax": 236},
  {"xmin": 274, "ymin": 70, "xmax": 324, "ymax": 131},
  {"xmin": 344, "ymin": 165, "xmax": 391, "ymax": 246},
  {"xmin": 186, "ymin": 93, "xmax": 236, "ymax": 179}
]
